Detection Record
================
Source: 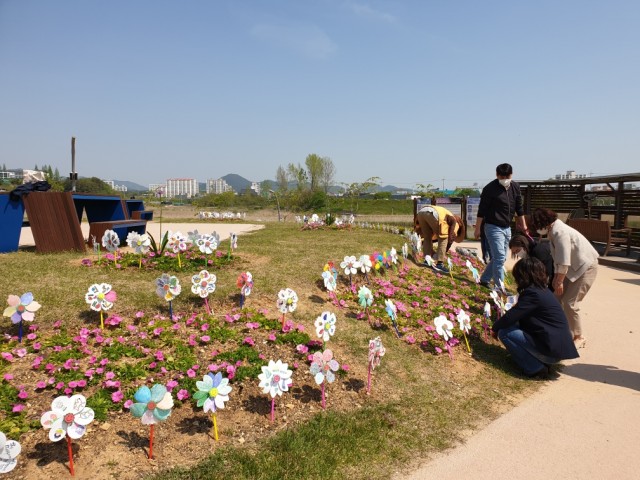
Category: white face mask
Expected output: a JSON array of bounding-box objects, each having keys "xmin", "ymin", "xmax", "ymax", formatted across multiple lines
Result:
[
  {"xmin": 499, "ymin": 178, "xmax": 512, "ymax": 188},
  {"xmin": 537, "ymin": 228, "xmax": 548, "ymax": 236}
]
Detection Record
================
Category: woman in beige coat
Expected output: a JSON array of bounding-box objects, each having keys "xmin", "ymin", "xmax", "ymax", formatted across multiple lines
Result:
[{"xmin": 530, "ymin": 208, "xmax": 599, "ymax": 348}]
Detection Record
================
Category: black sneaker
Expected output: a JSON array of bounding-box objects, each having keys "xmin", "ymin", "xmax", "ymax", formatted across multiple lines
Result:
[
  {"xmin": 479, "ymin": 281, "xmax": 492, "ymax": 289},
  {"xmin": 432, "ymin": 263, "xmax": 450, "ymax": 275}
]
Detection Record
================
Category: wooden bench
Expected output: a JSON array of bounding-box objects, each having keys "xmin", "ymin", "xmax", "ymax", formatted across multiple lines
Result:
[
  {"xmin": 567, "ymin": 218, "xmax": 632, "ymax": 256},
  {"xmin": 89, "ymin": 220, "xmax": 148, "ymax": 246},
  {"xmin": 126, "ymin": 199, "xmax": 154, "ymax": 221}
]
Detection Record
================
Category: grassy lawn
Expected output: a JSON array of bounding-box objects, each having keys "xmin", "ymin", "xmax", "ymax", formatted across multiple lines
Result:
[{"xmin": 0, "ymin": 222, "xmax": 538, "ymax": 479}]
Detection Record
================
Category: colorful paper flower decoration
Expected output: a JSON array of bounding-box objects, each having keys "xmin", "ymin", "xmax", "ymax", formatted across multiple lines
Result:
[
  {"xmin": 258, "ymin": 360, "xmax": 293, "ymax": 398},
  {"xmin": 194, "ymin": 372, "xmax": 232, "ymax": 413},
  {"xmin": 310, "ymin": 349, "xmax": 339, "ymax": 385},
  {"xmin": 322, "ymin": 270, "xmax": 337, "ymax": 292},
  {"xmin": 85, "ymin": 283, "xmax": 116, "ymax": 312},
  {"xmin": 384, "ymin": 299, "xmax": 397, "ymax": 321},
  {"xmin": 314, "ymin": 311, "xmax": 337, "ymax": 342},
  {"xmin": 359, "ymin": 254, "xmax": 372, "ymax": 274},
  {"xmin": 191, "ymin": 270, "xmax": 217, "ymax": 298},
  {"xmin": 434, "ymin": 314, "xmax": 454, "ymax": 342},
  {"xmin": 237, "ymin": 272, "xmax": 253, "ymax": 297},
  {"xmin": 457, "ymin": 310, "xmax": 471, "ymax": 334},
  {"xmin": 230, "ymin": 233, "xmax": 238, "ymax": 250},
  {"xmin": 368, "ymin": 337, "xmax": 386, "ymax": 370},
  {"xmin": 0, "ymin": 431, "xmax": 21, "ymax": 474},
  {"xmin": 401, "ymin": 243, "xmax": 409, "ymax": 259},
  {"xmin": 390, "ymin": 247, "xmax": 398, "ymax": 265},
  {"xmin": 504, "ymin": 295, "xmax": 519, "ymax": 312},
  {"xmin": 131, "ymin": 384, "xmax": 174, "ymax": 424},
  {"xmin": 156, "ymin": 274, "xmax": 181, "ymax": 301},
  {"xmin": 40, "ymin": 395, "xmax": 95, "ymax": 442},
  {"xmin": 423, "ymin": 255, "xmax": 434, "ymax": 267},
  {"xmin": 4, "ymin": 292, "xmax": 41, "ymax": 324},
  {"xmin": 187, "ymin": 229, "xmax": 201, "ymax": 244},
  {"xmin": 340, "ymin": 256, "xmax": 361, "ymax": 276},
  {"xmin": 101, "ymin": 229, "xmax": 120, "ymax": 252},
  {"xmin": 483, "ymin": 302, "xmax": 491, "ymax": 318},
  {"xmin": 167, "ymin": 231, "xmax": 189, "ymax": 254},
  {"xmin": 277, "ymin": 288, "xmax": 298, "ymax": 314},
  {"xmin": 358, "ymin": 286, "xmax": 373, "ymax": 308},
  {"xmin": 195, "ymin": 234, "xmax": 218, "ymax": 255},
  {"xmin": 126, "ymin": 232, "xmax": 151, "ymax": 255}
]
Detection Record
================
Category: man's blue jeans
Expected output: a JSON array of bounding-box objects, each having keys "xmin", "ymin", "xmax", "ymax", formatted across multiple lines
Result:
[
  {"xmin": 497, "ymin": 325, "xmax": 558, "ymax": 376},
  {"xmin": 480, "ymin": 223, "xmax": 511, "ymax": 285}
]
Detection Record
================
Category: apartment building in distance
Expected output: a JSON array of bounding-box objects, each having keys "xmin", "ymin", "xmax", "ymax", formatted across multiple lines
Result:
[
  {"xmin": 102, "ymin": 180, "xmax": 128, "ymax": 192},
  {"xmin": 148, "ymin": 183, "xmax": 166, "ymax": 195},
  {"xmin": 165, "ymin": 178, "xmax": 198, "ymax": 198},
  {"xmin": 206, "ymin": 178, "xmax": 234, "ymax": 194}
]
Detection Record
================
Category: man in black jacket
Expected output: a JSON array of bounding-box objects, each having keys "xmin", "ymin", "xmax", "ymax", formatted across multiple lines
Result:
[{"xmin": 473, "ymin": 163, "xmax": 529, "ymax": 287}]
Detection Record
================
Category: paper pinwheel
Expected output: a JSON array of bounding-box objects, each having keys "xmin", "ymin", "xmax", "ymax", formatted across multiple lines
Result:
[
  {"xmin": 187, "ymin": 229, "xmax": 201, "ymax": 244},
  {"xmin": 195, "ymin": 233, "xmax": 218, "ymax": 255},
  {"xmin": 390, "ymin": 247, "xmax": 398, "ymax": 266},
  {"xmin": 41, "ymin": 395, "xmax": 95, "ymax": 476},
  {"xmin": 401, "ymin": 243, "xmax": 409, "ymax": 260},
  {"xmin": 101, "ymin": 229, "xmax": 119, "ymax": 253},
  {"xmin": 322, "ymin": 270, "xmax": 337, "ymax": 293},
  {"xmin": 457, "ymin": 310, "xmax": 472, "ymax": 353},
  {"xmin": 194, "ymin": 372, "xmax": 232, "ymax": 441},
  {"xmin": 127, "ymin": 232, "xmax": 151, "ymax": 268},
  {"xmin": 191, "ymin": 270, "xmax": 216, "ymax": 314},
  {"xmin": 258, "ymin": 360, "xmax": 293, "ymax": 422},
  {"xmin": 358, "ymin": 286, "xmax": 373, "ymax": 309},
  {"xmin": 228, "ymin": 232, "xmax": 238, "ymax": 259},
  {"xmin": 314, "ymin": 311, "xmax": 337, "ymax": 344},
  {"xmin": 434, "ymin": 313, "xmax": 455, "ymax": 360},
  {"xmin": 367, "ymin": 337, "xmax": 386, "ymax": 394},
  {"xmin": 482, "ymin": 302, "xmax": 492, "ymax": 340},
  {"xmin": 167, "ymin": 231, "xmax": 189, "ymax": 267},
  {"xmin": 447, "ymin": 257, "xmax": 454, "ymax": 278},
  {"xmin": 504, "ymin": 294, "xmax": 519, "ymax": 312},
  {"xmin": 310, "ymin": 349, "xmax": 339, "ymax": 409},
  {"xmin": 359, "ymin": 254, "xmax": 372, "ymax": 279},
  {"xmin": 85, "ymin": 283, "xmax": 116, "ymax": 330},
  {"xmin": 156, "ymin": 274, "xmax": 181, "ymax": 319},
  {"xmin": 340, "ymin": 255, "xmax": 361, "ymax": 285},
  {"xmin": 131, "ymin": 384, "xmax": 174, "ymax": 459},
  {"xmin": 236, "ymin": 272, "xmax": 253, "ymax": 308},
  {"xmin": 277, "ymin": 288, "xmax": 298, "ymax": 330},
  {"xmin": 384, "ymin": 299, "xmax": 401, "ymax": 337},
  {"xmin": 4, "ymin": 292, "xmax": 41, "ymax": 342},
  {"xmin": 423, "ymin": 255, "xmax": 434, "ymax": 267},
  {"xmin": 0, "ymin": 431, "xmax": 21, "ymax": 474}
]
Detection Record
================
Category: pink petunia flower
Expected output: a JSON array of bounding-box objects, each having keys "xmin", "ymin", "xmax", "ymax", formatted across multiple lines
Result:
[
  {"xmin": 177, "ymin": 389, "xmax": 189, "ymax": 400},
  {"xmin": 12, "ymin": 404, "xmax": 25, "ymax": 413},
  {"xmin": 111, "ymin": 390, "xmax": 124, "ymax": 402}
]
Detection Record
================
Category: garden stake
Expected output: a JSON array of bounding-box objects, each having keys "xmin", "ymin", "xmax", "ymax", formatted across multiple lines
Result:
[
  {"xmin": 270, "ymin": 397, "xmax": 275, "ymax": 422},
  {"xmin": 212, "ymin": 413, "xmax": 219, "ymax": 441},
  {"xmin": 18, "ymin": 320, "xmax": 23, "ymax": 343},
  {"xmin": 149, "ymin": 425, "xmax": 154, "ymax": 459},
  {"xmin": 168, "ymin": 300, "xmax": 173, "ymax": 321},
  {"xmin": 204, "ymin": 298, "xmax": 211, "ymax": 315},
  {"xmin": 281, "ymin": 313, "xmax": 286, "ymax": 331},
  {"xmin": 445, "ymin": 342, "xmax": 454, "ymax": 361},
  {"xmin": 100, "ymin": 311, "xmax": 104, "ymax": 330},
  {"xmin": 321, "ymin": 382, "xmax": 326, "ymax": 409},
  {"xmin": 463, "ymin": 331, "xmax": 471, "ymax": 353},
  {"xmin": 177, "ymin": 253, "xmax": 182, "ymax": 269},
  {"xmin": 67, "ymin": 436, "xmax": 75, "ymax": 476},
  {"xmin": 366, "ymin": 363, "xmax": 372, "ymax": 394}
]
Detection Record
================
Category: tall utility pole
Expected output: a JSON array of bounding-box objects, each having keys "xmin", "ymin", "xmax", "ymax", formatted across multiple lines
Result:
[
  {"xmin": 442, "ymin": 178, "xmax": 445, "ymax": 191},
  {"xmin": 70, "ymin": 137, "xmax": 78, "ymax": 192}
]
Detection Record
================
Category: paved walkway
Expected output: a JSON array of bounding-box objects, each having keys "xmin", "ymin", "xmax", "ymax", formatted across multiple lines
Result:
[{"xmin": 397, "ymin": 247, "xmax": 640, "ymax": 480}]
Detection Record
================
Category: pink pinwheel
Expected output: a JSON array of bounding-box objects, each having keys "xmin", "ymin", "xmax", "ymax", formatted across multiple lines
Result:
[
  {"xmin": 191, "ymin": 270, "xmax": 216, "ymax": 314},
  {"xmin": 309, "ymin": 349, "xmax": 340, "ymax": 409},
  {"xmin": 236, "ymin": 272, "xmax": 253, "ymax": 308},
  {"xmin": 4, "ymin": 292, "xmax": 41, "ymax": 342},
  {"xmin": 367, "ymin": 337, "xmax": 385, "ymax": 394},
  {"xmin": 85, "ymin": 283, "xmax": 116, "ymax": 330}
]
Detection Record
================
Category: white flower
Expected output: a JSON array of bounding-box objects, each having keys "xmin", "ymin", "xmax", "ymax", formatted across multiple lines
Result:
[
  {"xmin": 101, "ymin": 229, "xmax": 120, "ymax": 252},
  {"xmin": 195, "ymin": 234, "xmax": 218, "ymax": 255},
  {"xmin": 434, "ymin": 314, "xmax": 454, "ymax": 341},
  {"xmin": 309, "ymin": 350, "xmax": 340, "ymax": 385},
  {"xmin": 258, "ymin": 360, "xmax": 293, "ymax": 398},
  {"xmin": 40, "ymin": 395, "xmax": 95, "ymax": 442},
  {"xmin": 340, "ymin": 256, "xmax": 361, "ymax": 276},
  {"xmin": 314, "ymin": 311, "xmax": 337, "ymax": 342},
  {"xmin": 277, "ymin": 288, "xmax": 298, "ymax": 314},
  {"xmin": 457, "ymin": 310, "xmax": 471, "ymax": 334},
  {"xmin": 359, "ymin": 255, "xmax": 372, "ymax": 274},
  {"xmin": 368, "ymin": 337, "xmax": 385, "ymax": 370},
  {"xmin": 191, "ymin": 270, "xmax": 217, "ymax": 298},
  {"xmin": 0, "ymin": 431, "xmax": 21, "ymax": 473},
  {"xmin": 321, "ymin": 271, "xmax": 337, "ymax": 292},
  {"xmin": 126, "ymin": 232, "xmax": 151, "ymax": 255},
  {"xmin": 390, "ymin": 247, "xmax": 398, "ymax": 265},
  {"xmin": 167, "ymin": 231, "xmax": 189, "ymax": 253}
]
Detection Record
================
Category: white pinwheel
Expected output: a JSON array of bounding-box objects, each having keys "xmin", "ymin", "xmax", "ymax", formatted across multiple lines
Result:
[
  {"xmin": 340, "ymin": 256, "xmax": 361, "ymax": 276},
  {"xmin": 434, "ymin": 314, "xmax": 454, "ymax": 341},
  {"xmin": 457, "ymin": 310, "xmax": 471, "ymax": 334},
  {"xmin": 309, "ymin": 349, "xmax": 340, "ymax": 385},
  {"xmin": 194, "ymin": 372, "xmax": 232, "ymax": 413},
  {"xmin": 40, "ymin": 395, "xmax": 95, "ymax": 442},
  {"xmin": 0, "ymin": 431, "xmax": 21, "ymax": 473},
  {"xmin": 187, "ymin": 229, "xmax": 201, "ymax": 244},
  {"xmin": 314, "ymin": 311, "xmax": 337, "ymax": 342},
  {"xmin": 358, "ymin": 286, "xmax": 374, "ymax": 308},
  {"xmin": 191, "ymin": 270, "xmax": 216, "ymax": 298},
  {"xmin": 258, "ymin": 360, "xmax": 293, "ymax": 398},
  {"xmin": 423, "ymin": 255, "xmax": 434, "ymax": 267},
  {"xmin": 277, "ymin": 288, "xmax": 298, "ymax": 314},
  {"xmin": 368, "ymin": 337, "xmax": 386, "ymax": 370},
  {"xmin": 156, "ymin": 274, "xmax": 181, "ymax": 301},
  {"xmin": 195, "ymin": 234, "xmax": 218, "ymax": 255},
  {"xmin": 359, "ymin": 254, "xmax": 372, "ymax": 274},
  {"xmin": 322, "ymin": 270, "xmax": 337, "ymax": 292},
  {"xmin": 85, "ymin": 283, "xmax": 116, "ymax": 312},
  {"xmin": 101, "ymin": 229, "xmax": 120, "ymax": 253},
  {"xmin": 389, "ymin": 247, "xmax": 398, "ymax": 265},
  {"xmin": 483, "ymin": 302, "xmax": 491, "ymax": 318},
  {"xmin": 126, "ymin": 232, "xmax": 151, "ymax": 255},
  {"xmin": 401, "ymin": 243, "xmax": 408, "ymax": 259},
  {"xmin": 167, "ymin": 231, "xmax": 189, "ymax": 253},
  {"xmin": 230, "ymin": 233, "xmax": 238, "ymax": 250},
  {"xmin": 504, "ymin": 294, "xmax": 519, "ymax": 312}
]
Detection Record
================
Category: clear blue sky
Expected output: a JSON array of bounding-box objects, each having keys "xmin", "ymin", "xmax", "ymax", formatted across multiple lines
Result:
[{"xmin": 1, "ymin": 0, "xmax": 639, "ymax": 189}]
